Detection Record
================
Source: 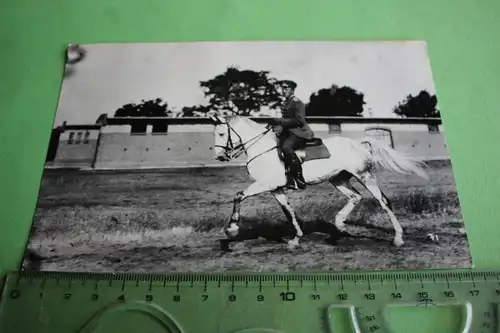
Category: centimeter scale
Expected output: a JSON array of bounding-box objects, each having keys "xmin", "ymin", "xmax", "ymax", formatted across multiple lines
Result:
[{"xmin": 1, "ymin": 270, "xmax": 500, "ymax": 333}]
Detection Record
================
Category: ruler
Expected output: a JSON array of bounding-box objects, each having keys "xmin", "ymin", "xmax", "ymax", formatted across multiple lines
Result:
[{"xmin": 0, "ymin": 270, "xmax": 499, "ymax": 333}]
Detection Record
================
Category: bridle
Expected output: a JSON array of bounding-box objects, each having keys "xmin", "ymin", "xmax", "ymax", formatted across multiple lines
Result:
[{"xmin": 215, "ymin": 122, "xmax": 276, "ymax": 164}]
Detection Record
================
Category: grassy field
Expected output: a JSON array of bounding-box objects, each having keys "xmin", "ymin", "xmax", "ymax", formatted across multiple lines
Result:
[{"xmin": 23, "ymin": 161, "xmax": 472, "ymax": 272}]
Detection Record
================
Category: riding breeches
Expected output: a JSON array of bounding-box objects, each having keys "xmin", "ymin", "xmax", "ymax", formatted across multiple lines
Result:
[{"xmin": 279, "ymin": 132, "xmax": 305, "ymax": 157}]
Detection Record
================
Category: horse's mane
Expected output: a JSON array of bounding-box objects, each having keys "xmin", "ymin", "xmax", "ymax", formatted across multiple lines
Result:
[{"xmin": 226, "ymin": 115, "xmax": 267, "ymax": 132}]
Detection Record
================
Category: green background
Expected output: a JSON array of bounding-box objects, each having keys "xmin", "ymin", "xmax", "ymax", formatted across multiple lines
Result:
[{"xmin": 0, "ymin": 0, "xmax": 499, "ymax": 330}]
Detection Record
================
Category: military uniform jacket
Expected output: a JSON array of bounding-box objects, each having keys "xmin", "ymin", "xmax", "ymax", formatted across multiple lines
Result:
[{"xmin": 279, "ymin": 96, "xmax": 314, "ymax": 140}]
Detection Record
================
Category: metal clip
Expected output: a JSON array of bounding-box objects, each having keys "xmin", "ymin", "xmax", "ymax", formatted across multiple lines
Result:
[{"xmin": 66, "ymin": 44, "xmax": 86, "ymax": 65}]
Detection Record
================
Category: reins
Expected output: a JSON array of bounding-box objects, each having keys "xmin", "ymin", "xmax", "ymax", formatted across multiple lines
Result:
[{"xmin": 216, "ymin": 123, "xmax": 278, "ymax": 166}]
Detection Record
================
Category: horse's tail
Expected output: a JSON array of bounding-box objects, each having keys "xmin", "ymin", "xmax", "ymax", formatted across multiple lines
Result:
[{"xmin": 359, "ymin": 136, "xmax": 429, "ymax": 180}]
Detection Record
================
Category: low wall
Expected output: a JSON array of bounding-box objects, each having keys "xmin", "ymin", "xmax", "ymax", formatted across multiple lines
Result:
[
  {"xmin": 49, "ymin": 117, "xmax": 450, "ymax": 170},
  {"xmin": 93, "ymin": 125, "xmax": 449, "ymax": 170},
  {"xmin": 94, "ymin": 132, "xmax": 232, "ymax": 169},
  {"xmin": 53, "ymin": 128, "xmax": 100, "ymax": 168}
]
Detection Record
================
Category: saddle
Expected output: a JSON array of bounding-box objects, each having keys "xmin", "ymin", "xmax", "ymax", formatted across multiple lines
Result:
[
  {"xmin": 304, "ymin": 137, "xmax": 324, "ymax": 147},
  {"xmin": 277, "ymin": 137, "xmax": 331, "ymax": 164}
]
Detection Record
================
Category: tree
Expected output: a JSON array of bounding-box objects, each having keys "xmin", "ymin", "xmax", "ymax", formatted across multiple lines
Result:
[
  {"xmin": 114, "ymin": 98, "xmax": 170, "ymax": 117},
  {"xmin": 393, "ymin": 90, "xmax": 440, "ymax": 118},
  {"xmin": 199, "ymin": 66, "xmax": 287, "ymax": 116},
  {"xmin": 95, "ymin": 113, "xmax": 108, "ymax": 125},
  {"xmin": 113, "ymin": 98, "xmax": 171, "ymax": 132},
  {"xmin": 306, "ymin": 84, "xmax": 365, "ymax": 117},
  {"xmin": 180, "ymin": 105, "xmax": 212, "ymax": 117}
]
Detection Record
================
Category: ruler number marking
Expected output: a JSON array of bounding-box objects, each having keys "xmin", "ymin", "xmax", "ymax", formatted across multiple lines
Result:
[
  {"xmin": 64, "ymin": 293, "xmax": 72, "ymax": 300},
  {"xmin": 91, "ymin": 293, "xmax": 99, "ymax": 301},
  {"xmin": 364, "ymin": 293, "xmax": 376, "ymax": 300},
  {"xmin": 202, "ymin": 294, "xmax": 208, "ymax": 302},
  {"xmin": 311, "ymin": 294, "xmax": 320, "ymax": 301},
  {"xmin": 443, "ymin": 291, "xmax": 455, "ymax": 298},
  {"xmin": 391, "ymin": 292, "xmax": 402, "ymax": 299},
  {"xmin": 470, "ymin": 290, "xmax": 480, "ymax": 296},
  {"xmin": 257, "ymin": 295, "xmax": 264, "ymax": 302},
  {"xmin": 418, "ymin": 292, "xmax": 428, "ymax": 299},
  {"xmin": 280, "ymin": 292, "xmax": 295, "ymax": 302},
  {"xmin": 173, "ymin": 295, "xmax": 181, "ymax": 302},
  {"xmin": 337, "ymin": 293, "xmax": 348, "ymax": 301}
]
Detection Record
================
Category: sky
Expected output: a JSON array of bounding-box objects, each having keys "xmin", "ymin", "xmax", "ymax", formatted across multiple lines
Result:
[{"xmin": 54, "ymin": 41, "xmax": 437, "ymax": 126}]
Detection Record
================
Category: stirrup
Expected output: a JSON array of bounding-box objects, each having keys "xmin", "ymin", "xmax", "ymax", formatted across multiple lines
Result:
[
  {"xmin": 286, "ymin": 181, "xmax": 299, "ymax": 190},
  {"xmin": 295, "ymin": 176, "xmax": 307, "ymax": 189},
  {"xmin": 285, "ymin": 174, "xmax": 298, "ymax": 190}
]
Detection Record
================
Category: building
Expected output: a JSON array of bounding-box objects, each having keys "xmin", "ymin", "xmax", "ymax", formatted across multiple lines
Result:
[{"xmin": 45, "ymin": 116, "xmax": 448, "ymax": 170}]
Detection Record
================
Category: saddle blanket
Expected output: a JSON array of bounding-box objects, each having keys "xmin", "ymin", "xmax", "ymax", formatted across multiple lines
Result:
[{"xmin": 298, "ymin": 144, "xmax": 331, "ymax": 163}]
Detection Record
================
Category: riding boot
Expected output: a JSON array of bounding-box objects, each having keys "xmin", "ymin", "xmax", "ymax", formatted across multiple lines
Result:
[
  {"xmin": 283, "ymin": 153, "xmax": 298, "ymax": 190},
  {"xmin": 289, "ymin": 154, "xmax": 307, "ymax": 190},
  {"xmin": 284, "ymin": 153, "xmax": 306, "ymax": 190},
  {"xmin": 285, "ymin": 171, "xmax": 298, "ymax": 190}
]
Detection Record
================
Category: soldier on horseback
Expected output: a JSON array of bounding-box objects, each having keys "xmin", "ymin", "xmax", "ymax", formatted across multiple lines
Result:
[{"xmin": 268, "ymin": 80, "xmax": 315, "ymax": 190}]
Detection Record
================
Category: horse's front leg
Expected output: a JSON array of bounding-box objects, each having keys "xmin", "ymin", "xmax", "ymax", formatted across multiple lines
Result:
[
  {"xmin": 271, "ymin": 188, "xmax": 303, "ymax": 249},
  {"xmin": 224, "ymin": 181, "xmax": 275, "ymax": 239}
]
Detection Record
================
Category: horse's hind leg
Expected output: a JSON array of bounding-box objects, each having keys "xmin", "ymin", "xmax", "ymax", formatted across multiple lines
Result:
[
  {"xmin": 329, "ymin": 176, "xmax": 362, "ymax": 233},
  {"xmin": 357, "ymin": 171, "xmax": 404, "ymax": 247}
]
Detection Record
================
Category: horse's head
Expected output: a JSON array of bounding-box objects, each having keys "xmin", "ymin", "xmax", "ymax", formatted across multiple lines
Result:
[
  {"xmin": 209, "ymin": 113, "xmax": 273, "ymax": 163},
  {"xmin": 209, "ymin": 113, "xmax": 240, "ymax": 162}
]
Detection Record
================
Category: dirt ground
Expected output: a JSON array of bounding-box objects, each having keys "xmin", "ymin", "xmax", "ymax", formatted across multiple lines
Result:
[{"xmin": 23, "ymin": 161, "xmax": 473, "ymax": 272}]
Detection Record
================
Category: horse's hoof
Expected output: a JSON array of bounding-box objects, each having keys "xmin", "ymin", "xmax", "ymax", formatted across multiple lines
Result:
[
  {"xmin": 224, "ymin": 223, "xmax": 240, "ymax": 238},
  {"xmin": 392, "ymin": 239, "xmax": 404, "ymax": 247},
  {"xmin": 219, "ymin": 239, "xmax": 233, "ymax": 252},
  {"xmin": 287, "ymin": 238, "xmax": 300, "ymax": 249},
  {"xmin": 220, "ymin": 246, "xmax": 233, "ymax": 253},
  {"xmin": 336, "ymin": 225, "xmax": 347, "ymax": 233}
]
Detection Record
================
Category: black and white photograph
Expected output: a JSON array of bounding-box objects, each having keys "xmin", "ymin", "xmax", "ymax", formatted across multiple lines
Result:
[{"xmin": 23, "ymin": 41, "xmax": 472, "ymax": 272}]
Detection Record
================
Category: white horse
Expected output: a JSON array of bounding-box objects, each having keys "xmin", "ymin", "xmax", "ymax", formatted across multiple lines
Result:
[{"xmin": 209, "ymin": 114, "xmax": 428, "ymax": 248}]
